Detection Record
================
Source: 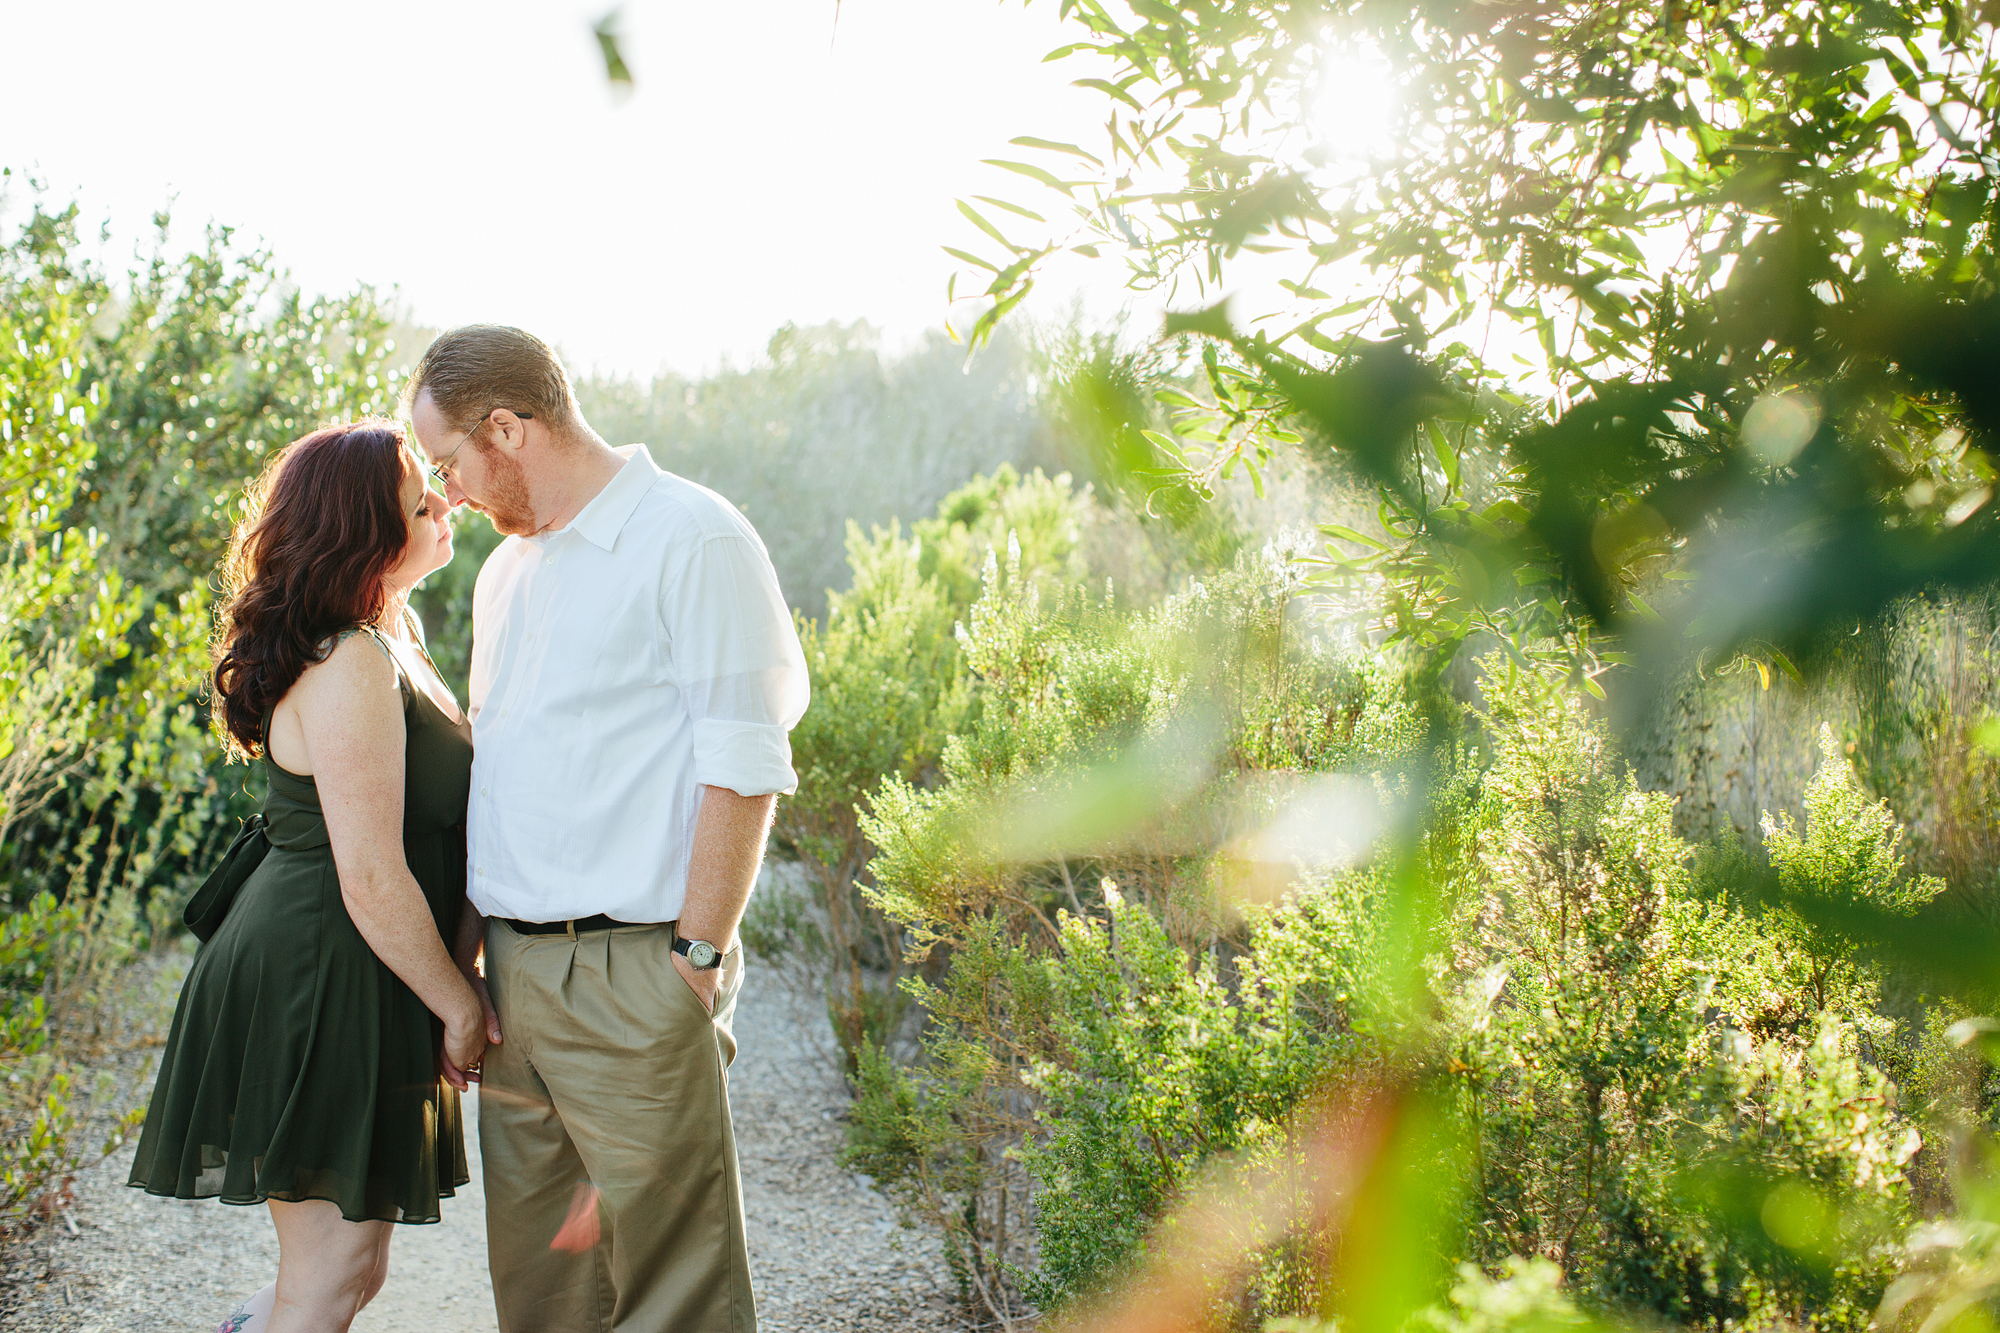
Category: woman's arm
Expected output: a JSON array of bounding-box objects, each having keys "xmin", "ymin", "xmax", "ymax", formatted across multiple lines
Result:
[{"xmin": 290, "ymin": 633, "xmax": 485, "ymax": 1085}]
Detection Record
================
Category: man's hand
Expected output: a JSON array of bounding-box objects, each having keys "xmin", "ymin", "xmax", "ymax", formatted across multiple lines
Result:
[
  {"xmin": 672, "ymin": 949, "xmax": 723, "ymax": 1014},
  {"xmin": 468, "ymin": 972, "xmax": 504, "ymax": 1046},
  {"xmin": 450, "ymin": 899, "xmax": 502, "ymax": 1065},
  {"xmin": 673, "ymin": 785, "xmax": 771, "ymax": 1016}
]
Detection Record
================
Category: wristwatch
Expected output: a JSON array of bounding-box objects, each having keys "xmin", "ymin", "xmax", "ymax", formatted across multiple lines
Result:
[{"xmin": 673, "ymin": 935, "xmax": 724, "ymax": 970}]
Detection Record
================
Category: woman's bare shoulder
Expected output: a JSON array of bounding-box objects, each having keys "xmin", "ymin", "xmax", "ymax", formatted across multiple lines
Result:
[
  {"xmin": 267, "ymin": 630, "xmax": 404, "ymax": 773},
  {"xmin": 291, "ymin": 629, "xmax": 400, "ymax": 705}
]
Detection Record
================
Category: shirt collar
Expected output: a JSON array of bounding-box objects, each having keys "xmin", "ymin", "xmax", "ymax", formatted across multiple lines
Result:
[{"xmin": 563, "ymin": 445, "xmax": 661, "ymax": 553}]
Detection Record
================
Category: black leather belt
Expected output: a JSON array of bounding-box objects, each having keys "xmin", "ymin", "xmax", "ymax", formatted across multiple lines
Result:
[{"xmin": 500, "ymin": 913, "xmax": 634, "ymax": 938}]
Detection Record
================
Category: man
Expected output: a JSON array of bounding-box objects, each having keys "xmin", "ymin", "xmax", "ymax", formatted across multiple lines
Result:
[{"xmin": 405, "ymin": 325, "xmax": 808, "ymax": 1333}]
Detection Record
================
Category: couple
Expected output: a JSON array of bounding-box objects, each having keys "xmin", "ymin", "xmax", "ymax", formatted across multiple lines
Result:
[{"xmin": 126, "ymin": 325, "xmax": 808, "ymax": 1333}]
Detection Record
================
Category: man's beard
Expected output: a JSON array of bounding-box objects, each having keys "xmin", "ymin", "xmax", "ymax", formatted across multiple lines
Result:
[{"xmin": 474, "ymin": 446, "xmax": 538, "ymax": 537}]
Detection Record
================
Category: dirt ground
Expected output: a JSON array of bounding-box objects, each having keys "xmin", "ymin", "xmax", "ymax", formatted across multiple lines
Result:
[{"xmin": 0, "ymin": 947, "xmax": 960, "ymax": 1333}]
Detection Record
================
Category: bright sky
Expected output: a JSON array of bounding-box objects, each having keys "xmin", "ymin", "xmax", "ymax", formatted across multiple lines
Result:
[{"xmin": 0, "ymin": 0, "xmax": 1128, "ymax": 377}]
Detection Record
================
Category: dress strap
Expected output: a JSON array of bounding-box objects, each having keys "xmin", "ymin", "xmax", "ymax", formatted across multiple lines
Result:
[
  {"xmin": 400, "ymin": 606, "xmax": 452, "ymax": 690},
  {"xmin": 334, "ymin": 624, "xmax": 414, "ymax": 700}
]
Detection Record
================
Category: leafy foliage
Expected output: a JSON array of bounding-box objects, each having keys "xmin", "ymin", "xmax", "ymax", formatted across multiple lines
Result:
[
  {"xmin": 1748, "ymin": 724, "xmax": 1948, "ymax": 1030},
  {"xmin": 766, "ymin": 466, "xmax": 1097, "ymax": 1067},
  {"xmin": 839, "ymin": 548, "xmax": 1945, "ymax": 1330},
  {"xmin": 1459, "ymin": 667, "xmax": 1915, "ymax": 1332},
  {"xmin": 958, "ymin": 0, "xmax": 2000, "ymax": 694},
  {"xmin": 845, "ymin": 544, "xmax": 1439, "ymax": 1326},
  {"xmin": 894, "ymin": 21, "xmax": 2000, "ymax": 1312}
]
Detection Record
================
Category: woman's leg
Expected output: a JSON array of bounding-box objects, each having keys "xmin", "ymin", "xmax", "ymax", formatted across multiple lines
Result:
[
  {"xmin": 265, "ymin": 1198, "xmax": 393, "ymax": 1333},
  {"xmin": 217, "ymin": 1282, "xmax": 276, "ymax": 1331},
  {"xmin": 356, "ymin": 1222, "xmax": 395, "ymax": 1313}
]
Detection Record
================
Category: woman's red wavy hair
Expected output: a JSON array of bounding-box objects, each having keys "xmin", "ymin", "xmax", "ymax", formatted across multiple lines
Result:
[{"xmin": 212, "ymin": 420, "xmax": 411, "ymax": 757}]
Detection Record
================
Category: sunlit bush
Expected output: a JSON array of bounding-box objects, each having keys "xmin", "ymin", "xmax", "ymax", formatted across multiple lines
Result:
[
  {"xmin": 842, "ymin": 563, "xmax": 1943, "ymax": 1329},
  {"xmin": 846, "ymin": 543, "xmax": 1429, "ymax": 1325},
  {"xmin": 757, "ymin": 465, "xmax": 1122, "ymax": 1069}
]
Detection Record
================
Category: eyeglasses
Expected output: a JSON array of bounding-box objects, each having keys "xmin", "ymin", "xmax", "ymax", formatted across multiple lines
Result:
[{"xmin": 429, "ymin": 408, "xmax": 533, "ymax": 488}]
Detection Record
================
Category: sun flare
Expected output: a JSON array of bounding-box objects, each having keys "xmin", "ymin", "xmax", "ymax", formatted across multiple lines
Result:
[{"xmin": 1311, "ymin": 44, "xmax": 1399, "ymax": 162}]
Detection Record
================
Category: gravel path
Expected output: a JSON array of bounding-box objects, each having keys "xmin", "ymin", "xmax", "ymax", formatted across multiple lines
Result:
[{"xmin": 1, "ymin": 947, "xmax": 962, "ymax": 1333}]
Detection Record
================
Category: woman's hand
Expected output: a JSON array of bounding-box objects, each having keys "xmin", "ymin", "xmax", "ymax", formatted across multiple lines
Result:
[
  {"xmin": 440, "ymin": 969, "xmax": 503, "ymax": 1089},
  {"xmin": 441, "ymin": 998, "xmax": 488, "ymax": 1091}
]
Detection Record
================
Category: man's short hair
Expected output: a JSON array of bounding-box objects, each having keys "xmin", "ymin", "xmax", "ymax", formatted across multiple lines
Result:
[{"xmin": 405, "ymin": 325, "xmax": 580, "ymax": 436}]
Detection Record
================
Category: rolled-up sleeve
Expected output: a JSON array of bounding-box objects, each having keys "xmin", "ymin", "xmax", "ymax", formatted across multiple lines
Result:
[{"xmin": 661, "ymin": 533, "xmax": 810, "ymax": 796}]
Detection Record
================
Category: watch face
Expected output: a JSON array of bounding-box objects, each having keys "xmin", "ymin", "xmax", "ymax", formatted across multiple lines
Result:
[{"xmin": 687, "ymin": 940, "xmax": 718, "ymax": 969}]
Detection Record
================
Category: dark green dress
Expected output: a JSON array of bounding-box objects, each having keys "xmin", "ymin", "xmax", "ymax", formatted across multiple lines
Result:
[{"xmin": 129, "ymin": 628, "xmax": 473, "ymax": 1224}]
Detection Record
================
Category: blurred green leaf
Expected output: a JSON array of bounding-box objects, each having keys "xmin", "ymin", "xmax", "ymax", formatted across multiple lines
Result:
[{"xmin": 593, "ymin": 7, "xmax": 632, "ymax": 88}]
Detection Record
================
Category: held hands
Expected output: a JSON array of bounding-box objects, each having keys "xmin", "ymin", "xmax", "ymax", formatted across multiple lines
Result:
[
  {"xmin": 439, "ymin": 975, "xmax": 503, "ymax": 1091},
  {"xmin": 440, "ymin": 1008, "xmax": 486, "ymax": 1092}
]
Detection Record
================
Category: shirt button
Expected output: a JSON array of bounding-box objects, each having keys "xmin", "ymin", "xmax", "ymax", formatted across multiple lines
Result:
[
  {"xmin": 480, "ymin": 787, "xmax": 488, "ymax": 797},
  {"xmin": 500, "ymin": 709, "xmax": 509, "ymax": 718},
  {"xmin": 476, "ymin": 867, "xmax": 485, "ymax": 877}
]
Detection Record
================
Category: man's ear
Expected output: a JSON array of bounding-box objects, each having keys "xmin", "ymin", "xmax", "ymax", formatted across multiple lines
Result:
[{"xmin": 491, "ymin": 408, "xmax": 532, "ymax": 452}]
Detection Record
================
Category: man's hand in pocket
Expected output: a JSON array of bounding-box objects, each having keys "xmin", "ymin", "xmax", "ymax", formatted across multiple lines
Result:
[{"xmin": 672, "ymin": 949, "xmax": 721, "ymax": 1013}]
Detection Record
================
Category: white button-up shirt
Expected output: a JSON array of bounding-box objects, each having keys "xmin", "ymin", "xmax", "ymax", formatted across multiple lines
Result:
[{"xmin": 465, "ymin": 445, "xmax": 809, "ymax": 923}]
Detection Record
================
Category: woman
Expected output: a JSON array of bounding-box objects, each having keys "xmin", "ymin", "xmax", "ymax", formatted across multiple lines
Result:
[{"xmin": 128, "ymin": 420, "xmax": 493, "ymax": 1333}]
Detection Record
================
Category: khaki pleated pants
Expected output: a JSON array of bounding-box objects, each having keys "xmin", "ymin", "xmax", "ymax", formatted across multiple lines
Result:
[{"xmin": 480, "ymin": 918, "xmax": 754, "ymax": 1332}]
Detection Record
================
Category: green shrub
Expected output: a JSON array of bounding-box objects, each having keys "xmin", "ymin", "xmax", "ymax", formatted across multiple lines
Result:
[
  {"xmin": 0, "ymin": 890, "xmax": 147, "ymax": 1229},
  {"xmin": 1756, "ymin": 726, "xmax": 1947, "ymax": 1026},
  {"xmin": 767, "ymin": 465, "xmax": 1120, "ymax": 1070},
  {"xmin": 0, "ymin": 255, "xmax": 148, "ymax": 1220},
  {"xmin": 1023, "ymin": 866, "xmax": 1421, "ymax": 1317},
  {"xmin": 843, "ymin": 563, "xmax": 1938, "ymax": 1331},
  {"xmin": 1399, "ymin": 1257, "xmax": 1597, "ymax": 1333},
  {"xmin": 846, "ymin": 540, "xmax": 1436, "ymax": 1326}
]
